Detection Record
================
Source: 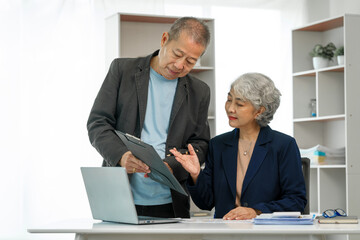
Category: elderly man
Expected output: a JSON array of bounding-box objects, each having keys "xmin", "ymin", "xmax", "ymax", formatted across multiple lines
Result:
[{"xmin": 87, "ymin": 17, "xmax": 211, "ymax": 218}]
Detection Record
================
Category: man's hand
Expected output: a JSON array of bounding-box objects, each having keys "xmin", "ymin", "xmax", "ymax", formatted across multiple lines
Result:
[
  {"xmin": 222, "ymin": 207, "xmax": 257, "ymax": 220},
  {"xmin": 164, "ymin": 162, "xmax": 173, "ymax": 174},
  {"xmin": 119, "ymin": 151, "xmax": 150, "ymax": 175}
]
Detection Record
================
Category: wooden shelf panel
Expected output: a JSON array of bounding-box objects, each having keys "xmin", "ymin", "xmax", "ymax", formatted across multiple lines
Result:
[
  {"xmin": 119, "ymin": 14, "xmax": 213, "ymax": 24},
  {"xmin": 120, "ymin": 14, "xmax": 177, "ymax": 24},
  {"xmin": 191, "ymin": 66, "xmax": 214, "ymax": 73},
  {"xmin": 294, "ymin": 16, "xmax": 343, "ymax": 32}
]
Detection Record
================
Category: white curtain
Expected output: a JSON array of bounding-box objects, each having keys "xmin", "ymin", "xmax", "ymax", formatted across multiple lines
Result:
[{"xmin": 0, "ymin": 1, "xmax": 308, "ymax": 239}]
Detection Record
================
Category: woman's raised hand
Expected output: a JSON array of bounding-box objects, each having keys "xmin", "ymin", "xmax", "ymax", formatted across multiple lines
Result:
[{"xmin": 169, "ymin": 144, "xmax": 200, "ymax": 182}]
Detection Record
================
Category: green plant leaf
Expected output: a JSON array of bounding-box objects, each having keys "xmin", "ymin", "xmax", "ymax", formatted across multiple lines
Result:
[{"xmin": 309, "ymin": 42, "xmax": 336, "ymax": 60}]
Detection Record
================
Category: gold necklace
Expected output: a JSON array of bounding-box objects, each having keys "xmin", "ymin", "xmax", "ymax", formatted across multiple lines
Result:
[{"xmin": 240, "ymin": 139, "xmax": 253, "ymax": 156}]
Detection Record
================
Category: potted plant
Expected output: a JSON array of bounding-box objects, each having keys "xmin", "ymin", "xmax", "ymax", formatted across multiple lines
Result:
[
  {"xmin": 310, "ymin": 42, "xmax": 336, "ymax": 69},
  {"xmin": 335, "ymin": 46, "xmax": 344, "ymax": 65}
]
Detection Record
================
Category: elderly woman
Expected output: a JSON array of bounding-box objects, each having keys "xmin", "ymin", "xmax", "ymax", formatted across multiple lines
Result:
[{"xmin": 170, "ymin": 73, "xmax": 306, "ymax": 220}]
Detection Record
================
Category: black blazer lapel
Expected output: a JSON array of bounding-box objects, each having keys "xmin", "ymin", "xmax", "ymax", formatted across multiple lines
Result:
[
  {"xmin": 241, "ymin": 144, "xmax": 267, "ymax": 195},
  {"xmin": 241, "ymin": 126, "xmax": 272, "ymax": 195},
  {"xmin": 221, "ymin": 130, "xmax": 239, "ymax": 200},
  {"xmin": 134, "ymin": 61, "xmax": 151, "ymax": 132},
  {"xmin": 168, "ymin": 77, "xmax": 188, "ymax": 130}
]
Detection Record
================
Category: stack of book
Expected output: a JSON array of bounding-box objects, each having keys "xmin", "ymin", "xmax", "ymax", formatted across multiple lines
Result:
[
  {"xmin": 253, "ymin": 212, "xmax": 314, "ymax": 225},
  {"xmin": 299, "ymin": 144, "xmax": 345, "ymax": 165}
]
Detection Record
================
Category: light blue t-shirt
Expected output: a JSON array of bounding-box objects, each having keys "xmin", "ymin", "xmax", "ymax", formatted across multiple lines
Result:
[{"xmin": 130, "ymin": 67, "xmax": 178, "ymax": 205}]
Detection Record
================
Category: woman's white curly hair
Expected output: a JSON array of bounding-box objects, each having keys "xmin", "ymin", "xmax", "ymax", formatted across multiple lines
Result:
[{"xmin": 231, "ymin": 72, "xmax": 281, "ymax": 127}]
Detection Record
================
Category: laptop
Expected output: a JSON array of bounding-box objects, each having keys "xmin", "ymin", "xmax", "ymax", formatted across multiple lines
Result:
[{"xmin": 81, "ymin": 167, "xmax": 181, "ymax": 224}]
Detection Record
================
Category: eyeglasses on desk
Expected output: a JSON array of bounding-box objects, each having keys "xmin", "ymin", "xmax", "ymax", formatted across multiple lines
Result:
[{"xmin": 322, "ymin": 208, "xmax": 347, "ymax": 218}]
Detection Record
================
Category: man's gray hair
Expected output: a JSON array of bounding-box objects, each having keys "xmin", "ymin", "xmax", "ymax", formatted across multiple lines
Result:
[
  {"xmin": 168, "ymin": 17, "xmax": 210, "ymax": 49},
  {"xmin": 231, "ymin": 73, "xmax": 281, "ymax": 127}
]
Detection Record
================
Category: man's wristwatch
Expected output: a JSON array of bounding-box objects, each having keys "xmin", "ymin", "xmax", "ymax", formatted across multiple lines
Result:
[{"xmin": 254, "ymin": 209, "xmax": 262, "ymax": 215}]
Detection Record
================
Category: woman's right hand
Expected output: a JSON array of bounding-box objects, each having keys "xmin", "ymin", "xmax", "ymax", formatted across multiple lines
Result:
[{"xmin": 169, "ymin": 144, "xmax": 200, "ymax": 183}]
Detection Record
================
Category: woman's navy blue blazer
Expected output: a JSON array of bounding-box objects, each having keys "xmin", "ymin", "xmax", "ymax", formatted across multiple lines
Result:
[{"xmin": 187, "ymin": 126, "xmax": 307, "ymax": 218}]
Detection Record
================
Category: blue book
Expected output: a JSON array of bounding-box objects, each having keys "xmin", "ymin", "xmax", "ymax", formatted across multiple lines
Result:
[{"xmin": 254, "ymin": 213, "xmax": 314, "ymax": 225}]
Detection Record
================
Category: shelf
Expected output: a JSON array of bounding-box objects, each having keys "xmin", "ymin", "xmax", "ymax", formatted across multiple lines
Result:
[
  {"xmin": 310, "ymin": 164, "xmax": 346, "ymax": 169},
  {"xmin": 191, "ymin": 66, "xmax": 215, "ymax": 73},
  {"xmin": 293, "ymin": 65, "xmax": 344, "ymax": 77},
  {"xmin": 293, "ymin": 114, "xmax": 345, "ymax": 123},
  {"xmin": 294, "ymin": 16, "xmax": 343, "ymax": 32},
  {"xmin": 115, "ymin": 13, "xmax": 214, "ymax": 24}
]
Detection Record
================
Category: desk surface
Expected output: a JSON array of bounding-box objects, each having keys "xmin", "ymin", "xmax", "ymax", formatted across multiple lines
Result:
[{"xmin": 28, "ymin": 218, "xmax": 360, "ymax": 235}]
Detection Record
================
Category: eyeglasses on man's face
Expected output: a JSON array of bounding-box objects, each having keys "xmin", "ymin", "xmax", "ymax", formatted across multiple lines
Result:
[{"xmin": 322, "ymin": 208, "xmax": 347, "ymax": 218}]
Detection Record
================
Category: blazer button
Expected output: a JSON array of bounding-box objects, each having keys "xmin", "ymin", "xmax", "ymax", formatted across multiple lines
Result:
[{"xmin": 243, "ymin": 202, "xmax": 248, "ymax": 207}]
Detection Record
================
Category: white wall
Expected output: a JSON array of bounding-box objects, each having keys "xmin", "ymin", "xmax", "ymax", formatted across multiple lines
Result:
[
  {"xmin": 329, "ymin": 0, "xmax": 360, "ymax": 16},
  {"xmin": 305, "ymin": 0, "xmax": 360, "ymax": 22},
  {"xmin": 213, "ymin": 4, "xmax": 303, "ymax": 135},
  {"xmin": 2, "ymin": 1, "xmax": 360, "ymax": 240}
]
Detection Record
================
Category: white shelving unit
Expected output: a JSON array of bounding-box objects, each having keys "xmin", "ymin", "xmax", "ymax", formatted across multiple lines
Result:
[
  {"xmin": 292, "ymin": 14, "xmax": 360, "ymax": 222},
  {"xmin": 105, "ymin": 13, "xmax": 216, "ymax": 137}
]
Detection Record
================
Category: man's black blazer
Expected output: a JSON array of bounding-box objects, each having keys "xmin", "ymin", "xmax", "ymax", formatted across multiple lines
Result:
[{"xmin": 87, "ymin": 50, "xmax": 211, "ymax": 218}]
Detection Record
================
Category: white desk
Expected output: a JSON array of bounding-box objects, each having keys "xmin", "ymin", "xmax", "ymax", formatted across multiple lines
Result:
[{"xmin": 28, "ymin": 218, "xmax": 360, "ymax": 240}]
